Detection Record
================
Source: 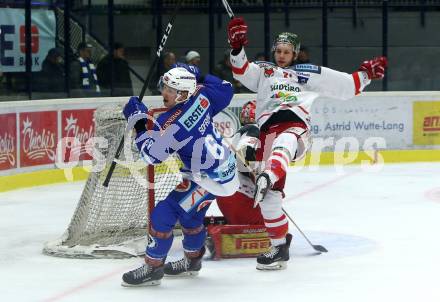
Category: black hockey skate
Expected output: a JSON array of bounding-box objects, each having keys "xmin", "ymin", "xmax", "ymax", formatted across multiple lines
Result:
[
  {"xmin": 164, "ymin": 246, "xmax": 206, "ymax": 277},
  {"xmin": 256, "ymin": 233, "xmax": 292, "ymax": 271},
  {"xmin": 121, "ymin": 263, "xmax": 164, "ymax": 287},
  {"xmin": 254, "ymin": 172, "xmax": 272, "ymax": 203}
]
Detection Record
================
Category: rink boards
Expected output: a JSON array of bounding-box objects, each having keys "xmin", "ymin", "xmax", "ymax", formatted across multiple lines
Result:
[{"xmin": 1, "ymin": 92, "xmax": 439, "ymax": 191}]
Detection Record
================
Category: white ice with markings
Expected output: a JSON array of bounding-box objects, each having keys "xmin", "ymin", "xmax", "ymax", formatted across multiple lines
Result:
[{"xmin": 1, "ymin": 163, "xmax": 440, "ymax": 302}]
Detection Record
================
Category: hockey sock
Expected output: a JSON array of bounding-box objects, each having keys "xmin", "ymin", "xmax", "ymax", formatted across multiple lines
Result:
[
  {"xmin": 146, "ymin": 228, "xmax": 174, "ymax": 259},
  {"xmin": 144, "ymin": 255, "xmax": 165, "ymax": 267},
  {"xmin": 264, "ymin": 214, "xmax": 289, "ymax": 246},
  {"xmin": 181, "ymin": 225, "xmax": 207, "ymax": 252},
  {"xmin": 265, "ymin": 148, "xmax": 290, "ymax": 185}
]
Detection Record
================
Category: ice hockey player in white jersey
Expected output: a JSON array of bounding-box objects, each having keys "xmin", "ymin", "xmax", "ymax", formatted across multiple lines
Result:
[{"xmin": 227, "ymin": 16, "xmax": 387, "ymax": 270}]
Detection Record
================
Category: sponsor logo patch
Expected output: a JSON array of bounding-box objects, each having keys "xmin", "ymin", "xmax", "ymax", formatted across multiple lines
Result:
[
  {"xmin": 264, "ymin": 67, "xmax": 275, "ymax": 78},
  {"xmin": 270, "ymin": 91, "xmax": 298, "ymax": 104},
  {"xmin": 162, "ymin": 109, "xmax": 182, "ymax": 130},
  {"xmin": 198, "ymin": 114, "xmax": 211, "ymax": 135},
  {"xmin": 179, "ymin": 187, "xmax": 210, "ymax": 213},
  {"xmin": 298, "ymin": 76, "xmax": 309, "ymax": 84},
  {"xmin": 179, "ymin": 95, "xmax": 210, "ymax": 131},
  {"xmin": 294, "ymin": 64, "xmax": 321, "ymax": 74},
  {"xmin": 270, "ymin": 83, "xmax": 301, "ymax": 92}
]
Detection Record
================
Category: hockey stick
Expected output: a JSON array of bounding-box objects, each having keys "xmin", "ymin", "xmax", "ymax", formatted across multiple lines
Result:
[
  {"xmin": 220, "ymin": 0, "xmax": 328, "ymax": 254},
  {"xmin": 103, "ymin": 0, "xmax": 184, "ymax": 187},
  {"xmin": 221, "ymin": 0, "xmax": 235, "ymax": 19},
  {"xmin": 282, "ymin": 209, "xmax": 328, "ymax": 253}
]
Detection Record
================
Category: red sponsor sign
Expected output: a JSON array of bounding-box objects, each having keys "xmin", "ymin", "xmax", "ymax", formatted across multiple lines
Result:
[
  {"xmin": 0, "ymin": 113, "xmax": 17, "ymax": 170},
  {"xmin": 423, "ymin": 116, "xmax": 440, "ymax": 132},
  {"xmin": 20, "ymin": 111, "xmax": 57, "ymax": 167},
  {"xmin": 19, "ymin": 25, "xmax": 40, "ymax": 54},
  {"xmin": 61, "ymin": 109, "xmax": 95, "ymax": 162}
]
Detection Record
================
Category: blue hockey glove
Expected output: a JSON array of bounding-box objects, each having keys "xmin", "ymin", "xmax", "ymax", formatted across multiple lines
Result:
[
  {"xmin": 171, "ymin": 62, "xmax": 202, "ymax": 82},
  {"xmin": 123, "ymin": 96, "xmax": 148, "ymax": 132}
]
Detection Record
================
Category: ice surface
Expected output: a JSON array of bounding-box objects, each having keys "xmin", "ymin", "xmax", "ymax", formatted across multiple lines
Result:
[{"xmin": 1, "ymin": 163, "xmax": 440, "ymax": 302}]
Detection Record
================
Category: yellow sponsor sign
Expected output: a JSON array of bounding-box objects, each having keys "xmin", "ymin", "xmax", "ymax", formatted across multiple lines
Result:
[
  {"xmin": 221, "ymin": 233, "xmax": 270, "ymax": 256},
  {"xmin": 413, "ymin": 101, "xmax": 440, "ymax": 145}
]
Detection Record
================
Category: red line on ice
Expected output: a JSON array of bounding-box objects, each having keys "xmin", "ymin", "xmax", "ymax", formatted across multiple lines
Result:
[
  {"xmin": 41, "ymin": 266, "xmax": 132, "ymax": 302},
  {"xmin": 41, "ymin": 170, "xmax": 359, "ymax": 301}
]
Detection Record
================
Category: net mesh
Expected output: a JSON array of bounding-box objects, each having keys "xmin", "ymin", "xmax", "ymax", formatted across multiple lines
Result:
[{"xmin": 43, "ymin": 105, "xmax": 182, "ymax": 258}]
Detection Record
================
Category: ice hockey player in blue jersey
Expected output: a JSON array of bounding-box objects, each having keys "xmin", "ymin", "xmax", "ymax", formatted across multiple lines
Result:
[{"xmin": 121, "ymin": 64, "xmax": 239, "ymax": 286}]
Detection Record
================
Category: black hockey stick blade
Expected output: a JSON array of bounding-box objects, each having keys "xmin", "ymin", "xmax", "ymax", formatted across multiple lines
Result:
[
  {"xmin": 312, "ymin": 245, "xmax": 328, "ymax": 253},
  {"xmin": 282, "ymin": 208, "xmax": 328, "ymax": 254}
]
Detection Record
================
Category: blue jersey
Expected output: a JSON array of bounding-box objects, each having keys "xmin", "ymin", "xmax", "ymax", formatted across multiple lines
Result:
[{"xmin": 135, "ymin": 74, "xmax": 235, "ymax": 183}]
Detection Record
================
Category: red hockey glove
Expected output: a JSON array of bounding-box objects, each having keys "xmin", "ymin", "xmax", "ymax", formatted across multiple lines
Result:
[
  {"xmin": 227, "ymin": 17, "xmax": 248, "ymax": 50},
  {"xmin": 358, "ymin": 56, "xmax": 388, "ymax": 80}
]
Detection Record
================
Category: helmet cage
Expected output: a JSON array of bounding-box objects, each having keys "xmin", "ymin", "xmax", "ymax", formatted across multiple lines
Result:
[{"xmin": 240, "ymin": 100, "xmax": 256, "ymax": 125}]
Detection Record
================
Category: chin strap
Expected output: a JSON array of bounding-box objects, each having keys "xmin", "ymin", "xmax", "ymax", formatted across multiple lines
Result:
[{"xmin": 175, "ymin": 91, "xmax": 190, "ymax": 103}]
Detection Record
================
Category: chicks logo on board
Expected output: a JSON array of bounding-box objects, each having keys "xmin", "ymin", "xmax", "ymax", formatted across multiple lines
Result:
[
  {"xmin": 61, "ymin": 109, "xmax": 95, "ymax": 162},
  {"xmin": 20, "ymin": 111, "xmax": 57, "ymax": 167},
  {"xmin": 0, "ymin": 113, "xmax": 17, "ymax": 171}
]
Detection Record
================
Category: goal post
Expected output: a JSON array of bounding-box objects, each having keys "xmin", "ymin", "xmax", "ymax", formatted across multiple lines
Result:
[
  {"xmin": 43, "ymin": 102, "xmax": 242, "ymax": 259},
  {"xmin": 43, "ymin": 106, "xmax": 182, "ymax": 259}
]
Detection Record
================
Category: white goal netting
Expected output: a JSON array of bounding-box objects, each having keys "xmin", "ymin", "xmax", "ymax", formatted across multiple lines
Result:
[{"xmin": 43, "ymin": 105, "xmax": 182, "ymax": 259}]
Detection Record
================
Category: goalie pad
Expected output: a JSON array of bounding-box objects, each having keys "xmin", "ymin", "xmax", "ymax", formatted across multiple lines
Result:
[{"xmin": 204, "ymin": 217, "xmax": 270, "ymax": 260}]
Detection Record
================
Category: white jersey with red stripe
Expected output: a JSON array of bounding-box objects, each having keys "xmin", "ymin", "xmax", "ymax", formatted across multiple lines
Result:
[{"xmin": 230, "ymin": 48, "xmax": 371, "ymax": 128}]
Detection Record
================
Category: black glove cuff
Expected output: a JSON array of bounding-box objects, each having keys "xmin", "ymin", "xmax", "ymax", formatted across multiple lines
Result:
[
  {"xmin": 231, "ymin": 47, "xmax": 242, "ymax": 56},
  {"xmin": 134, "ymin": 119, "xmax": 147, "ymax": 132}
]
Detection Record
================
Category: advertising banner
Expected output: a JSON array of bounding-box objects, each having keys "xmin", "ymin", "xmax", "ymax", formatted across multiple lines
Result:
[
  {"xmin": 213, "ymin": 108, "xmax": 240, "ymax": 138},
  {"xmin": 61, "ymin": 109, "xmax": 96, "ymax": 162},
  {"xmin": 413, "ymin": 101, "xmax": 440, "ymax": 146},
  {"xmin": 0, "ymin": 113, "xmax": 17, "ymax": 170},
  {"xmin": 310, "ymin": 98, "xmax": 412, "ymax": 150},
  {"xmin": 20, "ymin": 111, "xmax": 57, "ymax": 167},
  {"xmin": 0, "ymin": 93, "xmax": 439, "ymax": 178},
  {"xmin": 0, "ymin": 8, "xmax": 56, "ymax": 72}
]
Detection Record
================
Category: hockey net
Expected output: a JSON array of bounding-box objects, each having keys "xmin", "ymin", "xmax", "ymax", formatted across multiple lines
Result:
[{"xmin": 43, "ymin": 105, "xmax": 182, "ymax": 259}]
